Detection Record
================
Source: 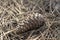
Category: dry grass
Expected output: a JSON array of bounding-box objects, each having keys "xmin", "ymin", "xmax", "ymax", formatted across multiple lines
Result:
[{"xmin": 0, "ymin": 0, "xmax": 60, "ymax": 40}]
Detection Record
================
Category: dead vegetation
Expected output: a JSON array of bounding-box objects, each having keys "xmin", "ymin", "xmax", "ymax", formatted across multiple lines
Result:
[{"xmin": 0, "ymin": 0, "xmax": 60, "ymax": 40}]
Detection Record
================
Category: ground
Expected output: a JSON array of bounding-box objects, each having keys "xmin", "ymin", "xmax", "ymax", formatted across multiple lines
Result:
[{"xmin": 0, "ymin": 0, "xmax": 60, "ymax": 40}]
